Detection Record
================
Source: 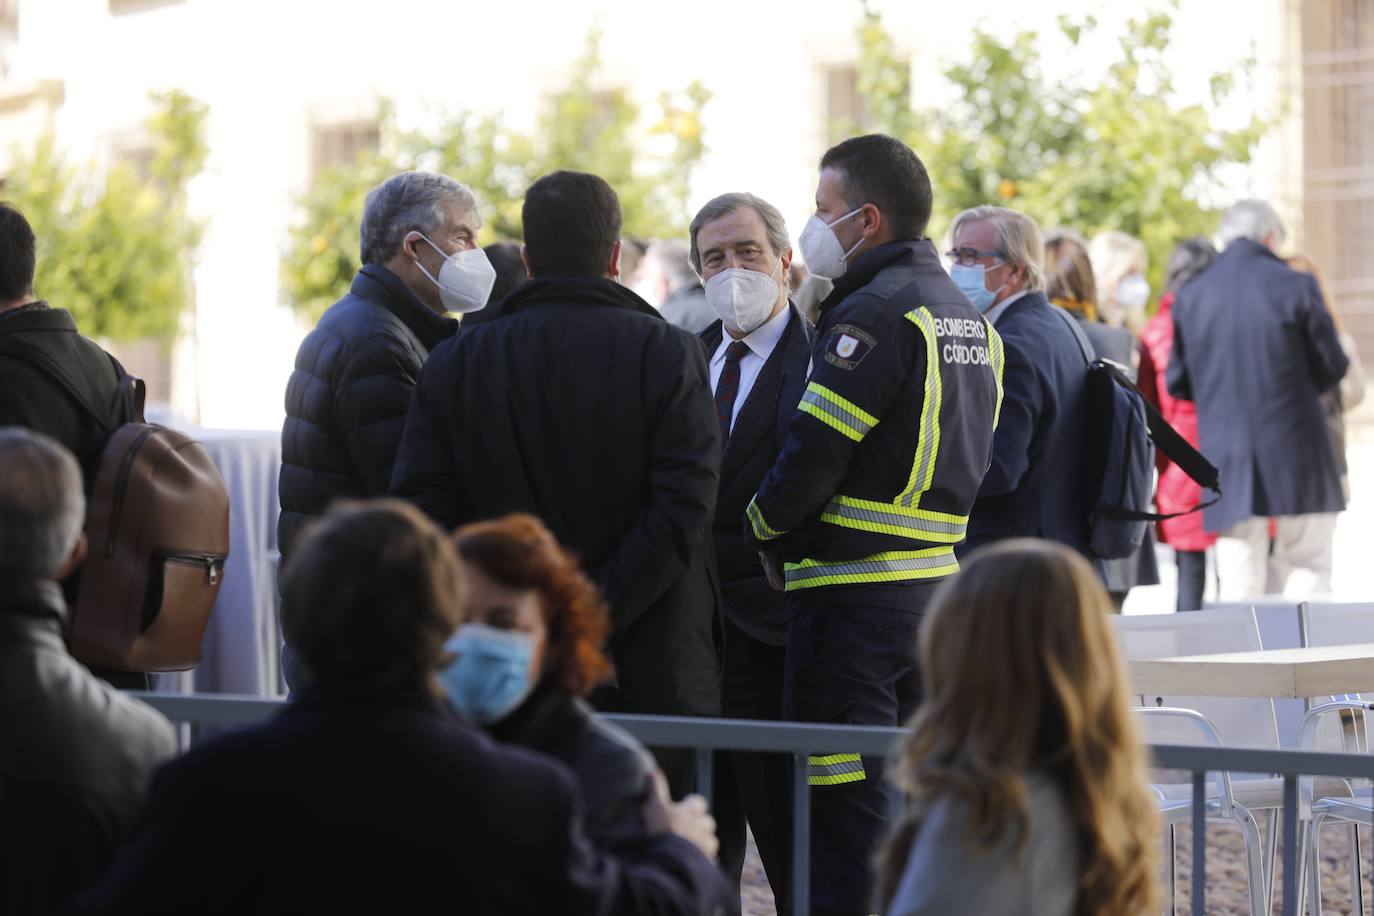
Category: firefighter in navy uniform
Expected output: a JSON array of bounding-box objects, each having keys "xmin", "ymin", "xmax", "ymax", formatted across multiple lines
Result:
[{"xmin": 744, "ymin": 135, "xmax": 1004, "ymax": 916}]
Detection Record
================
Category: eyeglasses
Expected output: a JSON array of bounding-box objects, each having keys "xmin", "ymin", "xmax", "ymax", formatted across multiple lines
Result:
[{"xmin": 945, "ymin": 246, "xmax": 1004, "ymax": 267}]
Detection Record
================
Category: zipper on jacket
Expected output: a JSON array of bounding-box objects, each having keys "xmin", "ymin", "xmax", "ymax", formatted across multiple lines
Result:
[
  {"xmin": 105, "ymin": 426, "xmax": 159, "ymax": 557},
  {"xmin": 159, "ymin": 552, "xmax": 225, "ymax": 587}
]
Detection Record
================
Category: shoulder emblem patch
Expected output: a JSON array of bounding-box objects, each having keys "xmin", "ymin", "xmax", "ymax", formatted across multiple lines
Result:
[{"xmin": 823, "ymin": 324, "xmax": 877, "ymax": 370}]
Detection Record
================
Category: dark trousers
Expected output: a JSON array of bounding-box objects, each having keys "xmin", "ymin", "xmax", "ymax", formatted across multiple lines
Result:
[
  {"xmin": 783, "ymin": 582, "xmax": 934, "ymax": 916},
  {"xmin": 1176, "ymin": 549, "xmax": 1207, "ymax": 612},
  {"xmin": 714, "ymin": 616, "xmax": 793, "ymax": 914}
]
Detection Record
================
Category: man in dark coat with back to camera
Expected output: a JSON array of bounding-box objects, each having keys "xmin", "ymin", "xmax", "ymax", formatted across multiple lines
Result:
[
  {"xmin": 1167, "ymin": 199, "xmax": 1348, "ymax": 600},
  {"xmin": 390, "ymin": 170, "xmax": 722, "ymax": 798},
  {"xmin": 692, "ymin": 191, "xmax": 814, "ymax": 913},
  {"xmin": 278, "ymin": 171, "xmax": 496, "ymax": 690}
]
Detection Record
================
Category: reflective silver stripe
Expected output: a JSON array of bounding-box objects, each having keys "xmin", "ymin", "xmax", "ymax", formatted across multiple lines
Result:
[
  {"xmin": 807, "ymin": 753, "xmax": 867, "ymax": 786},
  {"xmin": 902, "ymin": 308, "xmax": 942, "ymax": 507},
  {"xmin": 987, "ymin": 320, "xmax": 1006, "ymax": 429},
  {"xmin": 784, "ymin": 549, "xmax": 959, "ymax": 588},
  {"xmin": 822, "ymin": 498, "xmax": 967, "ymax": 539},
  {"xmin": 798, "ymin": 385, "xmax": 875, "ymax": 441}
]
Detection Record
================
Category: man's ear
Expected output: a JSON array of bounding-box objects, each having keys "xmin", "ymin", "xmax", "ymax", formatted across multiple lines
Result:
[
  {"xmin": 55, "ymin": 532, "xmax": 87, "ymax": 582},
  {"xmin": 608, "ymin": 239, "xmax": 622, "ymax": 280},
  {"xmin": 860, "ymin": 203, "xmax": 884, "ymax": 240},
  {"xmin": 520, "ymin": 245, "xmax": 535, "ymax": 279}
]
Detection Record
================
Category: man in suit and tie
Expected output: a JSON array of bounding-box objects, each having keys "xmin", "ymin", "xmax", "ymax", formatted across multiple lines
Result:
[{"xmin": 692, "ymin": 193, "xmax": 813, "ymax": 914}]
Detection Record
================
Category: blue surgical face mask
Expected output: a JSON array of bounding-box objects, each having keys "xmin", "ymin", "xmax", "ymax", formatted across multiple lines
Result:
[
  {"xmin": 950, "ymin": 263, "xmax": 1006, "ymax": 313},
  {"xmin": 436, "ymin": 623, "xmax": 536, "ymax": 725}
]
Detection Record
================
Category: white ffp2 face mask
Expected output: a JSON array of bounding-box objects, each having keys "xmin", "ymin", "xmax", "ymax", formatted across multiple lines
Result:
[
  {"xmin": 704, "ymin": 260, "xmax": 782, "ymax": 336},
  {"xmin": 1115, "ymin": 273, "xmax": 1151, "ymax": 312},
  {"xmin": 797, "ymin": 208, "xmax": 864, "ymax": 280},
  {"xmin": 415, "ymin": 235, "xmax": 497, "ymax": 314}
]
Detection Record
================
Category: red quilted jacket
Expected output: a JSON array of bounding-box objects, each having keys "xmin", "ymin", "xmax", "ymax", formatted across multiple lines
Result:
[{"xmin": 1138, "ymin": 294, "xmax": 1217, "ymax": 551}]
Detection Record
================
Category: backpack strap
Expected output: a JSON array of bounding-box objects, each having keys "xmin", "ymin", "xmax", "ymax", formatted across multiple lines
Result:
[
  {"xmin": 0, "ymin": 339, "xmax": 144, "ymax": 428},
  {"xmin": 1049, "ymin": 306, "xmax": 1222, "ymax": 520},
  {"xmin": 1093, "ymin": 359, "xmax": 1222, "ymax": 520},
  {"xmin": 104, "ymin": 353, "xmax": 146, "ymax": 425},
  {"xmin": 1051, "ymin": 303, "xmax": 1096, "ymax": 366}
]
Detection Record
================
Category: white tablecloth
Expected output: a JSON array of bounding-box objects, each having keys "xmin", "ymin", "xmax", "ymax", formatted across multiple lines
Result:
[{"xmin": 155, "ymin": 428, "xmax": 284, "ymax": 698}]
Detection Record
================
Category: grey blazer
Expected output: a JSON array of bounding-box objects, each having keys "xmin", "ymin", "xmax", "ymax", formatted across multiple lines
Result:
[{"xmin": 887, "ymin": 772, "xmax": 1080, "ymax": 916}]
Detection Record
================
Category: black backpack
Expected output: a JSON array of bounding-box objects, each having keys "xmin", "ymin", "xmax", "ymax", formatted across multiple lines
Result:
[{"xmin": 1054, "ymin": 308, "xmax": 1221, "ymax": 559}]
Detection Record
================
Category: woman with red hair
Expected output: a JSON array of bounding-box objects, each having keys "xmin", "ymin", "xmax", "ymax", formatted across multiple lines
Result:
[{"xmin": 442, "ymin": 513, "xmax": 716, "ymax": 857}]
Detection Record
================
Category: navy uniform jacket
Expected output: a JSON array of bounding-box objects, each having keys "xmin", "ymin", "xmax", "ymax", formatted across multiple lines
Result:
[
  {"xmin": 1167, "ymin": 238, "xmax": 1348, "ymax": 531},
  {"xmin": 966, "ymin": 291, "xmax": 1093, "ymax": 556},
  {"xmin": 745, "ymin": 240, "xmax": 1004, "ymax": 591},
  {"xmin": 700, "ymin": 305, "xmax": 814, "ymax": 644}
]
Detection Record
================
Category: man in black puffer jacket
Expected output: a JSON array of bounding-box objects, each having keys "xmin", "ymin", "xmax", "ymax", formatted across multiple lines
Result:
[{"xmin": 279, "ymin": 171, "xmax": 495, "ymax": 690}]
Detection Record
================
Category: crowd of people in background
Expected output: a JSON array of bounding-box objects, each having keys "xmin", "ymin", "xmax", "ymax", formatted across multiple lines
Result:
[{"xmin": 0, "ymin": 124, "xmax": 1359, "ymax": 915}]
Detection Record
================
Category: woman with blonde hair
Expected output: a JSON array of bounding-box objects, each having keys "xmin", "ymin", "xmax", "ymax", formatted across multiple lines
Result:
[{"xmin": 875, "ymin": 540, "xmax": 1159, "ymax": 915}]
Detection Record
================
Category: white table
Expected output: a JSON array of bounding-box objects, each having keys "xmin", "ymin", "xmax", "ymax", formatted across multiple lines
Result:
[
  {"xmin": 154, "ymin": 428, "xmax": 283, "ymax": 698},
  {"xmin": 1130, "ymin": 643, "xmax": 1374, "ymax": 698}
]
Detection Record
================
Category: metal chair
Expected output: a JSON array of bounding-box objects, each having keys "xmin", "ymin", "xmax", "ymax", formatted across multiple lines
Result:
[
  {"xmin": 1114, "ymin": 606, "xmax": 1349, "ymax": 915},
  {"xmin": 1298, "ymin": 601, "xmax": 1374, "ymax": 916}
]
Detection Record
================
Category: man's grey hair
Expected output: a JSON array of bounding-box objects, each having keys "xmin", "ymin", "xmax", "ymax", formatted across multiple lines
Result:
[
  {"xmin": 688, "ymin": 193, "xmax": 792, "ymax": 276},
  {"xmin": 1219, "ymin": 199, "xmax": 1287, "ymax": 248},
  {"xmin": 643, "ymin": 240, "xmax": 699, "ymax": 291},
  {"xmin": 0, "ymin": 427, "xmax": 85, "ymax": 580},
  {"xmin": 950, "ymin": 205, "xmax": 1046, "ymax": 292},
  {"xmin": 359, "ymin": 171, "xmax": 479, "ymax": 266}
]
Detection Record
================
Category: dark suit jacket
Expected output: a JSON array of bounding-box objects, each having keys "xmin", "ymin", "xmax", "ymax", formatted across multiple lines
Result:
[
  {"xmin": 966, "ymin": 291, "xmax": 1092, "ymax": 555},
  {"xmin": 390, "ymin": 275, "xmax": 721, "ymax": 717},
  {"xmin": 70, "ymin": 684, "xmax": 734, "ymax": 915},
  {"xmin": 1167, "ymin": 238, "xmax": 1348, "ymax": 531},
  {"xmin": 699, "ymin": 305, "xmax": 814, "ymax": 646}
]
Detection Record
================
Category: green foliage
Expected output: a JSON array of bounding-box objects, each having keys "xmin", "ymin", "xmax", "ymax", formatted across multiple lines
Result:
[
  {"xmin": 281, "ymin": 29, "xmax": 711, "ymax": 324},
  {"xmin": 3, "ymin": 90, "xmax": 209, "ymax": 342},
  {"xmin": 854, "ymin": 3, "xmax": 1270, "ymax": 295}
]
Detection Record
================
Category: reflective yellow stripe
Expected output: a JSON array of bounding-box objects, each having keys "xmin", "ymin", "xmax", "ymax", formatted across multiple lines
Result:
[
  {"xmin": 746, "ymin": 496, "xmax": 785, "ymax": 542},
  {"xmin": 900, "ymin": 308, "xmax": 943, "ymax": 507},
  {"xmin": 797, "ymin": 382, "xmax": 878, "ymax": 443},
  {"xmin": 987, "ymin": 319, "xmax": 1006, "ymax": 430},
  {"xmin": 808, "ymin": 753, "xmax": 867, "ymax": 786},
  {"xmin": 820, "ymin": 495, "xmax": 968, "ymax": 543},
  {"xmin": 784, "ymin": 546, "xmax": 959, "ymax": 590}
]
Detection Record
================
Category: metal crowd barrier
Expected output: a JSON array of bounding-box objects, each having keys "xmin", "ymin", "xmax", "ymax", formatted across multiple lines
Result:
[{"xmin": 132, "ymin": 693, "xmax": 1374, "ymax": 916}]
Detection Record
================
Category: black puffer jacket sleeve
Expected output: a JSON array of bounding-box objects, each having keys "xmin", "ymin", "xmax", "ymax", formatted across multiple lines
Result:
[{"xmin": 332, "ymin": 330, "xmax": 425, "ymax": 498}]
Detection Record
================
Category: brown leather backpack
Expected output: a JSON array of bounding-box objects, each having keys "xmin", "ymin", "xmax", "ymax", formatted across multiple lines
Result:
[
  {"xmin": 69, "ymin": 424, "xmax": 229, "ymax": 671},
  {"xmin": 0, "ymin": 343, "xmax": 230, "ymax": 670}
]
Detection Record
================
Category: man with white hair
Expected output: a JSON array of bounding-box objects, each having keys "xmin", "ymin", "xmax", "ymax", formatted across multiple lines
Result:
[
  {"xmin": 0, "ymin": 427, "xmax": 177, "ymax": 913},
  {"xmin": 279, "ymin": 171, "xmax": 495, "ymax": 689},
  {"xmin": 638, "ymin": 240, "xmax": 714, "ymax": 332},
  {"xmin": 1167, "ymin": 199, "xmax": 1348, "ymax": 599},
  {"xmin": 952, "ymin": 205, "xmax": 1096, "ymax": 563}
]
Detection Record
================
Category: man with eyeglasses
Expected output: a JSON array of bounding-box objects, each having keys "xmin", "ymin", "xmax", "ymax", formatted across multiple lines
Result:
[
  {"xmin": 743, "ymin": 136, "xmax": 1004, "ymax": 916},
  {"xmin": 950, "ymin": 206, "xmax": 1097, "ymax": 562}
]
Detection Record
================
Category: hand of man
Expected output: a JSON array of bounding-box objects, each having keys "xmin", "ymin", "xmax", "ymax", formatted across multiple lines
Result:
[
  {"xmin": 760, "ymin": 550, "xmax": 785, "ymax": 592},
  {"xmin": 645, "ymin": 769, "xmax": 719, "ymax": 860}
]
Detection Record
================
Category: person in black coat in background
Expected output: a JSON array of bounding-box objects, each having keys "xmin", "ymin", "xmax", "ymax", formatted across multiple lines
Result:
[
  {"xmin": 0, "ymin": 430, "xmax": 177, "ymax": 916},
  {"xmin": 70, "ymin": 500, "xmax": 735, "ymax": 916},
  {"xmin": 277, "ymin": 171, "xmax": 496, "ymax": 690},
  {"xmin": 390, "ymin": 171, "xmax": 722, "ymax": 798},
  {"xmin": 1167, "ymin": 199, "xmax": 1349, "ymax": 600},
  {"xmin": 691, "ymin": 192, "xmax": 814, "ymax": 913}
]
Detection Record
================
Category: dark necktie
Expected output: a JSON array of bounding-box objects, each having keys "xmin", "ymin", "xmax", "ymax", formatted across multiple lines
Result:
[{"xmin": 714, "ymin": 340, "xmax": 751, "ymax": 444}]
